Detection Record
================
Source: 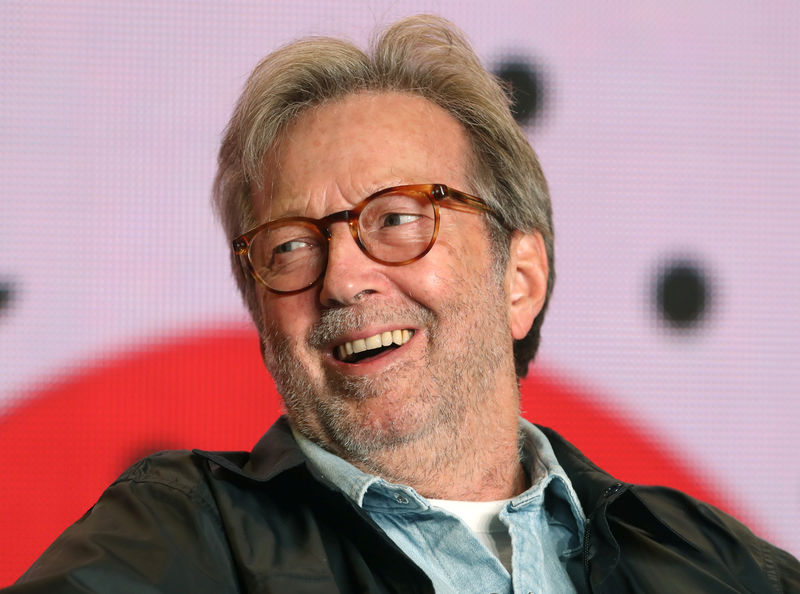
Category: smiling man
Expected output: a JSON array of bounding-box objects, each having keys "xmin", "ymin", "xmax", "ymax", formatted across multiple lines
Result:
[
  {"xmin": 249, "ymin": 90, "xmax": 540, "ymax": 502},
  {"xmin": 8, "ymin": 14, "xmax": 799, "ymax": 594}
]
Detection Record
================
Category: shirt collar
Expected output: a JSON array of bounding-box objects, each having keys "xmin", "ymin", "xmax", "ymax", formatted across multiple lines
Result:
[
  {"xmin": 515, "ymin": 418, "xmax": 587, "ymax": 531},
  {"xmin": 291, "ymin": 425, "xmax": 381, "ymax": 505},
  {"xmin": 294, "ymin": 419, "xmax": 585, "ymax": 526}
]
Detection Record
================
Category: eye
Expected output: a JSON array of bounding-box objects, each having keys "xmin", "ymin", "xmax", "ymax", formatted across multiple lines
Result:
[
  {"xmin": 274, "ymin": 239, "xmax": 311, "ymax": 254},
  {"xmin": 382, "ymin": 212, "xmax": 422, "ymax": 228},
  {"xmin": 267, "ymin": 234, "xmax": 320, "ymax": 268}
]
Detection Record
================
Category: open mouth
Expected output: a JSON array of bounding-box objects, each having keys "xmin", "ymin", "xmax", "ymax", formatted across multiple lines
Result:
[{"xmin": 335, "ymin": 329, "xmax": 415, "ymax": 363}]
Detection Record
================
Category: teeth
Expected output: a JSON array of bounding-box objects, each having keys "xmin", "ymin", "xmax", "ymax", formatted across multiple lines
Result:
[{"xmin": 336, "ymin": 329, "xmax": 415, "ymax": 361}]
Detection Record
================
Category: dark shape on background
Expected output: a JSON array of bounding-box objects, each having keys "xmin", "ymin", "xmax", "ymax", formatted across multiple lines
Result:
[
  {"xmin": 494, "ymin": 59, "xmax": 544, "ymax": 126},
  {"xmin": 656, "ymin": 260, "xmax": 709, "ymax": 328},
  {"xmin": 0, "ymin": 281, "xmax": 14, "ymax": 316}
]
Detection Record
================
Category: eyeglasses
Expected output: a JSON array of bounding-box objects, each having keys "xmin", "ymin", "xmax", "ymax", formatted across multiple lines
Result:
[{"xmin": 233, "ymin": 183, "xmax": 494, "ymax": 294}]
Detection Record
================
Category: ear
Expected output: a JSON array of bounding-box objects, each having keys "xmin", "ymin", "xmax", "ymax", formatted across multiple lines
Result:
[{"xmin": 506, "ymin": 231, "xmax": 549, "ymax": 340}]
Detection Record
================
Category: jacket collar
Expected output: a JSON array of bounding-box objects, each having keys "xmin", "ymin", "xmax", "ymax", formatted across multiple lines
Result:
[
  {"xmin": 194, "ymin": 416, "xmax": 307, "ymax": 482},
  {"xmin": 540, "ymin": 425, "xmax": 705, "ymax": 589},
  {"xmin": 196, "ymin": 418, "xmax": 693, "ymax": 547},
  {"xmin": 538, "ymin": 426, "xmax": 628, "ymax": 513}
]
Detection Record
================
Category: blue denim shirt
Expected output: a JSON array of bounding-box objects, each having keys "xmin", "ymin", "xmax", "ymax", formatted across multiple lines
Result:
[{"xmin": 294, "ymin": 419, "xmax": 585, "ymax": 594}]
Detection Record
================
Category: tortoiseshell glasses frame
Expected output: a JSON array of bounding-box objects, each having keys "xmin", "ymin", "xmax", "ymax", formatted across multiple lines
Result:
[{"xmin": 232, "ymin": 183, "xmax": 494, "ymax": 295}]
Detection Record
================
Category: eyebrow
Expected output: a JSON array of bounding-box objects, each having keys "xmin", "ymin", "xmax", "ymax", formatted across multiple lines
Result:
[{"xmin": 265, "ymin": 179, "xmax": 409, "ymax": 221}]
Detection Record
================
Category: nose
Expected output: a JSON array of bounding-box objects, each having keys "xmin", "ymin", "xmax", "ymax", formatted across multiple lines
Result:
[{"xmin": 317, "ymin": 223, "xmax": 388, "ymax": 307}]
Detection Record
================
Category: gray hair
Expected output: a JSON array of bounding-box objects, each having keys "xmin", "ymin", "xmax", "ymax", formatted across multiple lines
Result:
[{"xmin": 212, "ymin": 14, "xmax": 554, "ymax": 377}]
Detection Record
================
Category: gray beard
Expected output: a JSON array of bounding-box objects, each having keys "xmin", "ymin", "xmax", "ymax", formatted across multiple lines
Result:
[{"xmin": 261, "ymin": 272, "xmax": 512, "ymax": 472}]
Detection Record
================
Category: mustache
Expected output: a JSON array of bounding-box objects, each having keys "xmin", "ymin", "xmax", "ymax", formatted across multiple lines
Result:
[{"xmin": 307, "ymin": 302, "xmax": 436, "ymax": 349}]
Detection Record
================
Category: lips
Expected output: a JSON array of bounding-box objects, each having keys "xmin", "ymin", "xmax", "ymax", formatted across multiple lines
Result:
[{"xmin": 335, "ymin": 329, "xmax": 415, "ymax": 363}]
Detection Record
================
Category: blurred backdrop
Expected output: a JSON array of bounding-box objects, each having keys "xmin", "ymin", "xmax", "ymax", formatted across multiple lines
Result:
[{"xmin": 1, "ymin": 0, "xmax": 798, "ymax": 584}]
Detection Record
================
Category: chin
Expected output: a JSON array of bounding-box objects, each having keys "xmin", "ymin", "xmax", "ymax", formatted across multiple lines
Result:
[{"xmin": 315, "ymin": 390, "xmax": 448, "ymax": 459}]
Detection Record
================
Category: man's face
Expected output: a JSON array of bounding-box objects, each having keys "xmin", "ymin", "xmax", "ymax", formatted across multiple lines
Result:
[{"xmin": 254, "ymin": 92, "xmax": 523, "ymax": 465}]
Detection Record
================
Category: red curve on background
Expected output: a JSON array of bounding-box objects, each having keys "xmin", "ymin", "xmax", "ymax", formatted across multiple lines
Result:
[{"xmin": 0, "ymin": 327, "xmax": 745, "ymax": 585}]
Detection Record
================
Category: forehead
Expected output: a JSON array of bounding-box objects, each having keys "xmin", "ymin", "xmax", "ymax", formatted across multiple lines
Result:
[{"xmin": 255, "ymin": 91, "xmax": 473, "ymax": 220}]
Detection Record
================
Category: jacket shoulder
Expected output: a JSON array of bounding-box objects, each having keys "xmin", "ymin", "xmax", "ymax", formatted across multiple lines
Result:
[
  {"xmin": 115, "ymin": 449, "xmax": 249, "ymax": 496},
  {"xmin": 539, "ymin": 426, "xmax": 799, "ymax": 592},
  {"xmin": 11, "ymin": 450, "xmax": 243, "ymax": 592},
  {"xmin": 628, "ymin": 484, "xmax": 800, "ymax": 592}
]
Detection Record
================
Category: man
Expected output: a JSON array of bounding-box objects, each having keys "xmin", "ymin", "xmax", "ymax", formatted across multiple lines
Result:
[{"xmin": 8, "ymin": 15, "xmax": 800, "ymax": 593}]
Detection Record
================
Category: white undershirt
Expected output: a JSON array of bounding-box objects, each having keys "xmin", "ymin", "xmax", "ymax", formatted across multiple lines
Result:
[{"xmin": 428, "ymin": 498, "xmax": 513, "ymax": 572}]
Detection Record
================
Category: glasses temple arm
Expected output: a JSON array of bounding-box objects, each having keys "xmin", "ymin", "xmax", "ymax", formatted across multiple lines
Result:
[{"xmin": 442, "ymin": 187, "xmax": 494, "ymax": 214}]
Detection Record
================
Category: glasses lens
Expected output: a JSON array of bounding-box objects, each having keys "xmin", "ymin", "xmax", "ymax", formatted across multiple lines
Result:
[
  {"xmin": 248, "ymin": 222, "xmax": 325, "ymax": 292},
  {"xmin": 359, "ymin": 189, "xmax": 436, "ymax": 262}
]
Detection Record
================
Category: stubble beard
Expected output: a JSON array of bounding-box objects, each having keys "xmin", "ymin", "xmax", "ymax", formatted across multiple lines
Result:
[{"xmin": 261, "ymin": 269, "xmax": 514, "ymax": 475}]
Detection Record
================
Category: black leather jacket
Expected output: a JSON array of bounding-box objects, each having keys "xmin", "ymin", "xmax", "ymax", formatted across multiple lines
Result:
[{"xmin": 9, "ymin": 417, "xmax": 800, "ymax": 593}]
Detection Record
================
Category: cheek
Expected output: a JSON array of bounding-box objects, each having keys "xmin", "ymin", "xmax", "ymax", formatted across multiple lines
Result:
[
  {"xmin": 259, "ymin": 292, "xmax": 316, "ymax": 343},
  {"xmin": 430, "ymin": 225, "xmax": 493, "ymax": 280},
  {"xmin": 392, "ymin": 258, "xmax": 453, "ymax": 304},
  {"xmin": 395, "ymin": 243, "xmax": 488, "ymax": 307}
]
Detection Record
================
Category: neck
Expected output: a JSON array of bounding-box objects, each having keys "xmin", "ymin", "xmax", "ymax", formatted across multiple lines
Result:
[{"xmin": 351, "ymin": 395, "xmax": 528, "ymax": 501}]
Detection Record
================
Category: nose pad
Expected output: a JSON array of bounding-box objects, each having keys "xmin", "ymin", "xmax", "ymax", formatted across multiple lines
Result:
[{"xmin": 317, "ymin": 224, "xmax": 383, "ymax": 307}]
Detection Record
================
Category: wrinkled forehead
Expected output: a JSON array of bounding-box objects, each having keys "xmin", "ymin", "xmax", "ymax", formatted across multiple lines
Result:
[{"xmin": 252, "ymin": 91, "xmax": 476, "ymax": 223}]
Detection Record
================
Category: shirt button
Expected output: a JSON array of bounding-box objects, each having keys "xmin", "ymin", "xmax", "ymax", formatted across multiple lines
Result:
[
  {"xmin": 603, "ymin": 482, "xmax": 623, "ymax": 497},
  {"xmin": 395, "ymin": 493, "xmax": 409, "ymax": 504}
]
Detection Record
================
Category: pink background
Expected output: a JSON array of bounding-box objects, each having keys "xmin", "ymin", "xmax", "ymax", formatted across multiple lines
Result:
[{"xmin": 2, "ymin": 1, "xmax": 798, "ymax": 582}]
